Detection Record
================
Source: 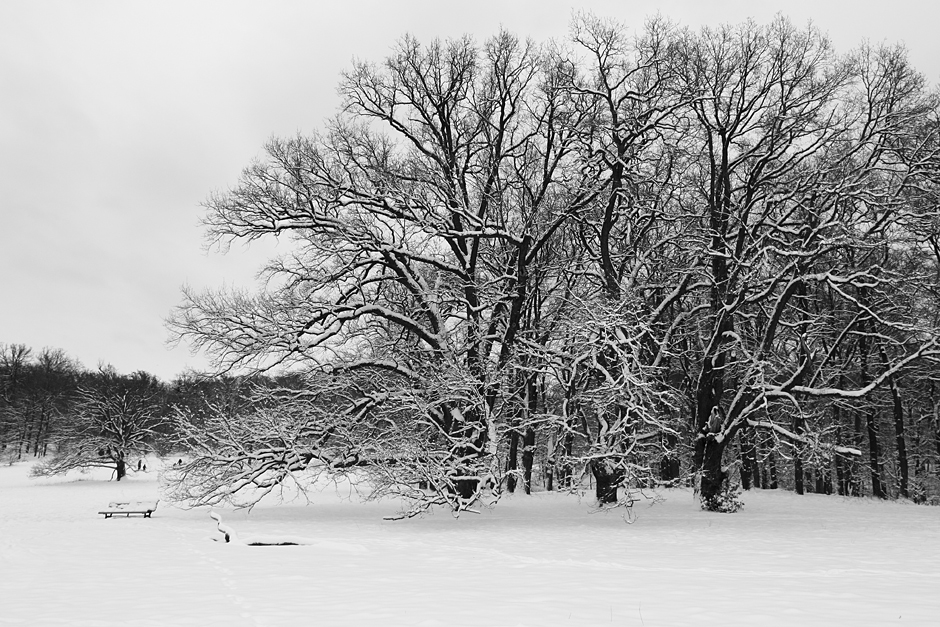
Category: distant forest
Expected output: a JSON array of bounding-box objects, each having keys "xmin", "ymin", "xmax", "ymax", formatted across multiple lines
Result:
[{"xmin": 5, "ymin": 15, "xmax": 940, "ymax": 515}]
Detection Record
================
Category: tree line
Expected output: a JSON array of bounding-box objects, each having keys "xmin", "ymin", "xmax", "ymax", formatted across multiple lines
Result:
[
  {"xmin": 8, "ymin": 15, "xmax": 940, "ymax": 515},
  {"xmin": 0, "ymin": 343, "xmax": 263, "ymax": 481}
]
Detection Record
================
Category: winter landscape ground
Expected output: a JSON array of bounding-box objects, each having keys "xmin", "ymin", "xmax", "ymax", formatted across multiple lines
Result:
[{"xmin": 1, "ymin": 462, "xmax": 938, "ymax": 627}]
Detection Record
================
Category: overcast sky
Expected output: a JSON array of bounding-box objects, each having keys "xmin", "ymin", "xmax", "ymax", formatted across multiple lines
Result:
[{"xmin": 1, "ymin": 0, "xmax": 938, "ymax": 380}]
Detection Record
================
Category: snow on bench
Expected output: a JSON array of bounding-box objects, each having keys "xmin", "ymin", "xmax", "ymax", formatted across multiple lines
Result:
[{"xmin": 99, "ymin": 501, "xmax": 159, "ymax": 518}]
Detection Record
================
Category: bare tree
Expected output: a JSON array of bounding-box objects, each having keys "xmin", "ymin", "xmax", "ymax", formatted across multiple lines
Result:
[
  {"xmin": 33, "ymin": 369, "xmax": 168, "ymax": 481},
  {"xmin": 169, "ymin": 31, "xmax": 604, "ymax": 514}
]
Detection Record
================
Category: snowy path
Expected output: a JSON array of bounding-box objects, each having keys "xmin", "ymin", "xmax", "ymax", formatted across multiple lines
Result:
[{"xmin": 1, "ymin": 464, "xmax": 938, "ymax": 626}]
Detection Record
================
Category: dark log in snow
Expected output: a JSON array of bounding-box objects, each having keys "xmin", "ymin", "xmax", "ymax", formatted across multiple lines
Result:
[{"xmin": 209, "ymin": 512, "xmax": 314, "ymax": 546}]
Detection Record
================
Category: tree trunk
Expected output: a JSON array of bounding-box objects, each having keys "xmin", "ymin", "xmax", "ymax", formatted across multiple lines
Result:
[
  {"xmin": 699, "ymin": 438, "xmax": 728, "ymax": 509},
  {"xmin": 793, "ymin": 410, "xmax": 805, "ymax": 496},
  {"xmin": 814, "ymin": 470, "xmax": 825, "ymax": 494},
  {"xmin": 506, "ymin": 428, "xmax": 520, "ymax": 493},
  {"xmin": 560, "ymin": 415, "xmax": 576, "ymax": 488},
  {"xmin": 909, "ymin": 420, "xmax": 923, "ymax": 503},
  {"xmin": 455, "ymin": 478, "xmax": 477, "ymax": 500},
  {"xmin": 835, "ymin": 454, "xmax": 846, "ymax": 496},
  {"xmin": 660, "ymin": 433, "xmax": 681, "ymax": 483},
  {"xmin": 544, "ymin": 433, "xmax": 555, "ymax": 492},
  {"xmin": 892, "ymin": 395, "xmax": 909, "ymax": 499},
  {"xmin": 17, "ymin": 412, "xmax": 31, "ymax": 460},
  {"xmin": 693, "ymin": 372, "xmax": 727, "ymax": 505},
  {"xmin": 857, "ymin": 320, "xmax": 884, "ymax": 498},
  {"xmin": 749, "ymin": 440, "xmax": 761, "ymax": 490},
  {"xmin": 889, "ymin": 378, "xmax": 909, "ymax": 499},
  {"xmin": 32, "ymin": 408, "xmax": 46, "ymax": 456},
  {"xmin": 835, "ymin": 418, "xmax": 847, "ymax": 496},
  {"xmin": 768, "ymin": 448, "xmax": 778, "ymax": 490},
  {"xmin": 115, "ymin": 458, "xmax": 126, "ymax": 481},
  {"xmin": 866, "ymin": 411, "xmax": 885, "ymax": 499},
  {"xmin": 850, "ymin": 410, "xmax": 863, "ymax": 496},
  {"xmin": 591, "ymin": 461, "xmax": 622, "ymax": 504},
  {"xmin": 520, "ymin": 374, "xmax": 538, "ymax": 495},
  {"xmin": 754, "ymin": 432, "xmax": 766, "ymax": 489},
  {"xmin": 879, "ymin": 343, "xmax": 909, "ymax": 499},
  {"xmin": 792, "ymin": 279, "xmax": 810, "ymax": 497},
  {"xmin": 521, "ymin": 427, "xmax": 535, "ymax": 495},
  {"xmin": 934, "ymin": 402, "xmax": 940, "ymax": 486},
  {"xmin": 738, "ymin": 428, "xmax": 754, "ymax": 490}
]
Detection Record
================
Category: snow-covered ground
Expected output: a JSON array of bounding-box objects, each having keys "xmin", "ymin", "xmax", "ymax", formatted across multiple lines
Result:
[{"xmin": 1, "ymin": 462, "xmax": 938, "ymax": 626}]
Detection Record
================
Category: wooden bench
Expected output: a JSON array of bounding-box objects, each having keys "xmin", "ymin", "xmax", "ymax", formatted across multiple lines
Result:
[{"xmin": 99, "ymin": 501, "xmax": 159, "ymax": 518}]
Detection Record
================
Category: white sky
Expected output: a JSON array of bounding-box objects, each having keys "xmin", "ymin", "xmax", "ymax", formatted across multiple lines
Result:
[{"xmin": 2, "ymin": 0, "xmax": 938, "ymax": 380}]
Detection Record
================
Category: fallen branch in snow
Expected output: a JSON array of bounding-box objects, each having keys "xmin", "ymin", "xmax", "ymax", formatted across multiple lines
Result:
[
  {"xmin": 208, "ymin": 512, "xmax": 369, "ymax": 552},
  {"xmin": 209, "ymin": 512, "xmax": 314, "ymax": 546}
]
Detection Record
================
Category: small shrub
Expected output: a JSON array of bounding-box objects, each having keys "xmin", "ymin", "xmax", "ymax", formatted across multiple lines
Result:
[{"xmin": 701, "ymin": 481, "xmax": 744, "ymax": 513}]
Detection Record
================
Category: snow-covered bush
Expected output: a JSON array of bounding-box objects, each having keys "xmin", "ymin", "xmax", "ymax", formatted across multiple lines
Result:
[{"xmin": 701, "ymin": 481, "xmax": 744, "ymax": 513}]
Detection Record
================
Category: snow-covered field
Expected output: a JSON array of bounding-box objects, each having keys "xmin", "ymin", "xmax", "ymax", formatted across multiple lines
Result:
[{"xmin": 2, "ymin": 463, "xmax": 938, "ymax": 626}]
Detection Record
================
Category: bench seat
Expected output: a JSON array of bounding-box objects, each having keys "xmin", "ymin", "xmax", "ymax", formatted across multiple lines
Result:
[{"xmin": 99, "ymin": 501, "xmax": 159, "ymax": 518}]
